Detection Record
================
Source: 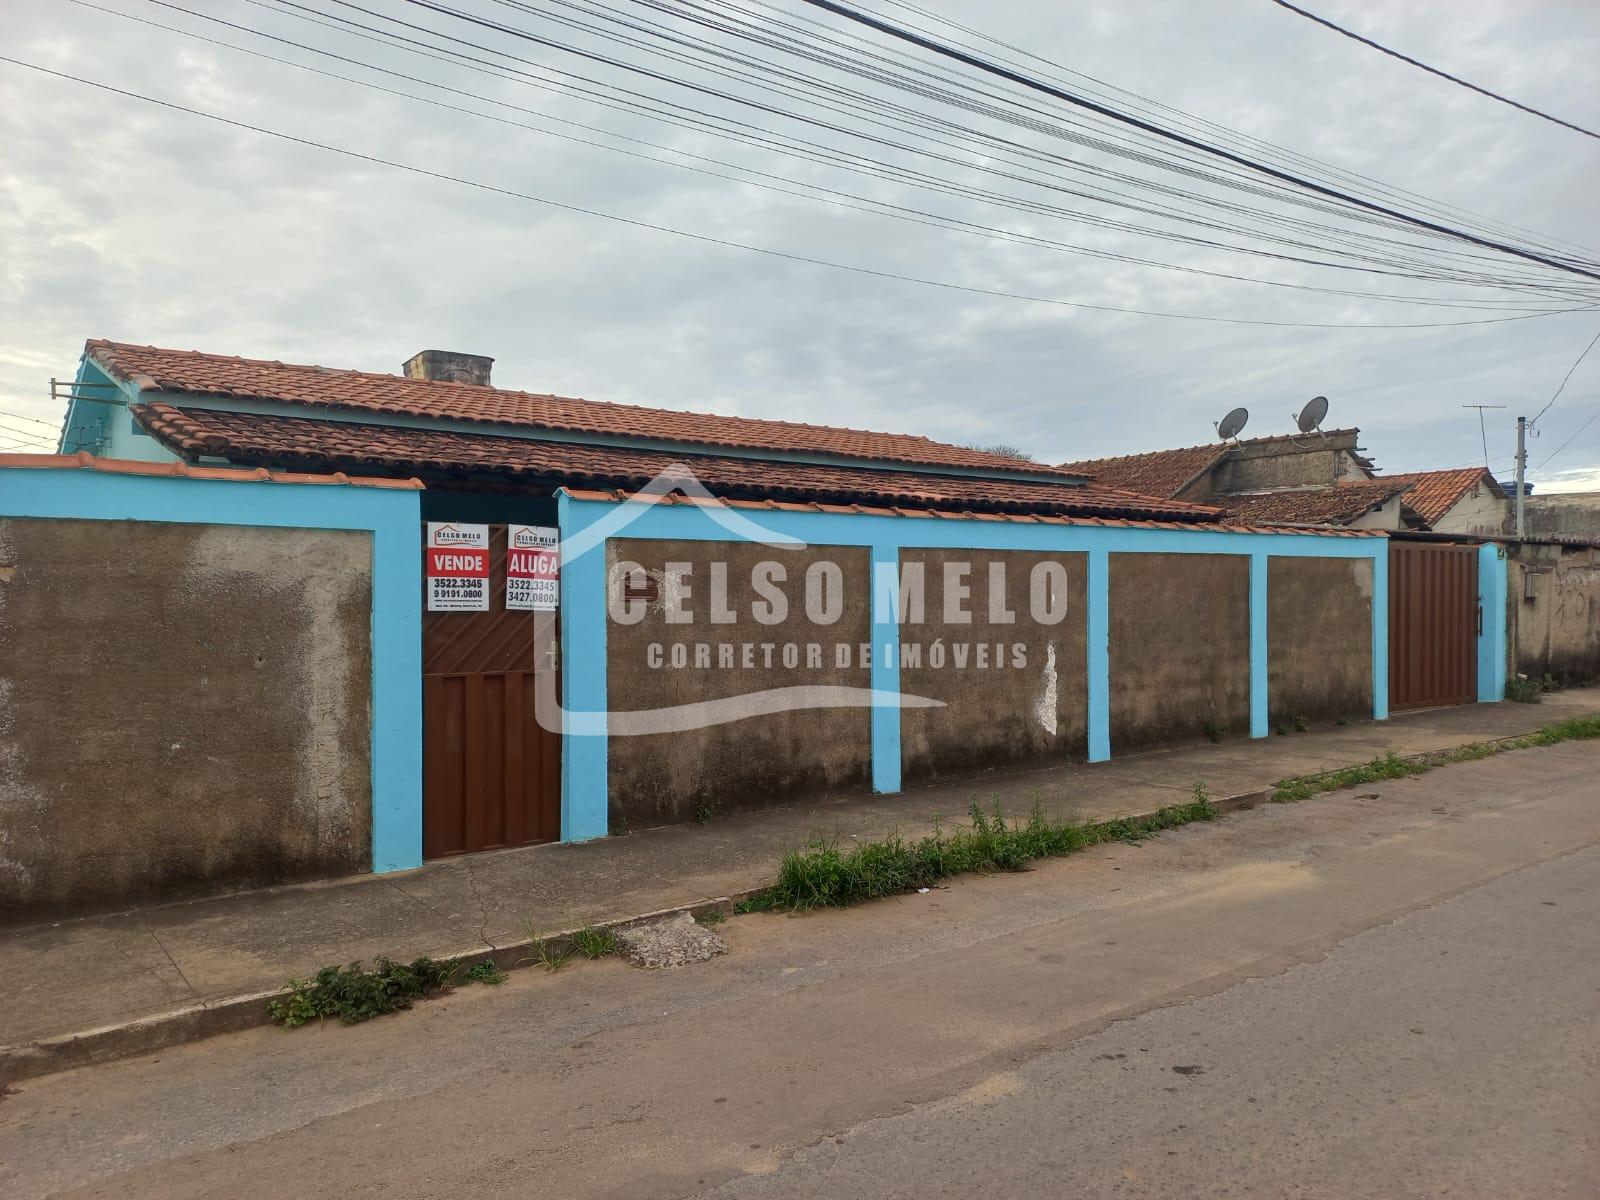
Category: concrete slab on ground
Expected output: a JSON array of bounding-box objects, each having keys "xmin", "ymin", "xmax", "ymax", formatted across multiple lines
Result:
[{"xmin": 2, "ymin": 689, "xmax": 1595, "ymax": 1061}]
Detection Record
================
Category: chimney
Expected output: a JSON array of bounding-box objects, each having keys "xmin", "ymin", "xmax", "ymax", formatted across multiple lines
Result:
[{"xmin": 402, "ymin": 350, "xmax": 494, "ymax": 386}]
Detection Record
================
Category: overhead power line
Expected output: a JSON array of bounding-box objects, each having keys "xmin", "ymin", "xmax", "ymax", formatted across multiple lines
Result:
[
  {"xmin": 82, "ymin": 0, "xmax": 1571, "ymax": 312},
  {"xmin": 0, "ymin": 407, "xmax": 61, "ymax": 430},
  {"xmin": 1535, "ymin": 409, "xmax": 1600, "ymax": 473},
  {"xmin": 793, "ymin": 0, "xmax": 1600, "ymax": 282},
  {"xmin": 0, "ymin": 54, "xmax": 1583, "ymax": 330},
  {"xmin": 869, "ymin": 0, "xmax": 1600, "ymax": 263},
  {"xmin": 1530, "ymin": 327, "xmax": 1600, "ymax": 425},
  {"xmin": 1268, "ymin": 0, "xmax": 1600, "ymax": 142},
  {"xmin": 239, "ymin": 0, "xmax": 1597, "ymax": 299}
]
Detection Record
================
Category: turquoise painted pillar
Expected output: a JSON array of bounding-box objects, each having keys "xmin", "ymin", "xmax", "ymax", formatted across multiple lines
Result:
[
  {"xmin": 1249, "ymin": 552, "xmax": 1269, "ymax": 738},
  {"xmin": 1372, "ymin": 544, "xmax": 1390, "ymax": 720},
  {"xmin": 1477, "ymin": 542, "xmax": 1507, "ymax": 702},
  {"xmin": 870, "ymin": 545, "xmax": 903, "ymax": 793},
  {"xmin": 370, "ymin": 518, "xmax": 425, "ymax": 873},
  {"xmin": 557, "ymin": 491, "xmax": 610, "ymax": 842},
  {"xmin": 1086, "ymin": 547, "xmax": 1110, "ymax": 762}
]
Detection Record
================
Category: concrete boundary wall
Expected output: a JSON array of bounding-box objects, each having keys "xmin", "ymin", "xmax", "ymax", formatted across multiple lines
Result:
[
  {"xmin": 0, "ymin": 462, "xmax": 424, "ymax": 875},
  {"xmin": 556, "ymin": 492, "xmax": 1421, "ymax": 844}
]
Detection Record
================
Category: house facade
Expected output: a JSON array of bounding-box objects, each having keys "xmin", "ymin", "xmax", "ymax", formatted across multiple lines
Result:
[
  {"xmin": 0, "ymin": 341, "xmax": 1509, "ymax": 922},
  {"xmin": 1062, "ymin": 431, "xmax": 1509, "ymax": 535}
]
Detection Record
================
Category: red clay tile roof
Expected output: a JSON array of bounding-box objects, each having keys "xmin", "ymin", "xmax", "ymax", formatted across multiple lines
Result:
[
  {"xmin": 89, "ymin": 339, "xmax": 1075, "ymax": 478},
  {"xmin": 0, "ymin": 450, "xmax": 421, "ymax": 488},
  {"xmin": 133, "ymin": 403, "xmax": 1222, "ymax": 522},
  {"xmin": 1060, "ymin": 429, "xmax": 1362, "ymax": 499},
  {"xmin": 1380, "ymin": 467, "xmax": 1505, "ymax": 526},
  {"xmin": 1057, "ymin": 442, "xmax": 1225, "ymax": 499},
  {"xmin": 563, "ymin": 488, "xmax": 1383, "ymax": 536},
  {"xmin": 1216, "ymin": 479, "xmax": 1409, "ymax": 526}
]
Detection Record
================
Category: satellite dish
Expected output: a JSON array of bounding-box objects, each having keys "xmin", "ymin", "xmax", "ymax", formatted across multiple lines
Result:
[
  {"xmin": 1296, "ymin": 395, "xmax": 1330, "ymax": 434},
  {"xmin": 1215, "ymin": 407, "xmax": 1249, "ymax": 441}
]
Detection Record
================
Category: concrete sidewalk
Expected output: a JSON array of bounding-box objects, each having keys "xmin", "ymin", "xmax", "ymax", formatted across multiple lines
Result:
[{"xmin": 5, "ymin": 690, "xmax": 1598, "ymax": 1078}]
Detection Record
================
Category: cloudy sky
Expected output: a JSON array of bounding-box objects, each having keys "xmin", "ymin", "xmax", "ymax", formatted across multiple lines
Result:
[{"xmin": 3, "ymin": 0, "xmax": 1598, "ymax": 489}]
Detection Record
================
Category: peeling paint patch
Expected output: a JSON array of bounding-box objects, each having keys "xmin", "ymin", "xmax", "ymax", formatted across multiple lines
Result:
[{"xmin": 1035, "ymin": 641, "xmax": 1059, "ymax": 736}]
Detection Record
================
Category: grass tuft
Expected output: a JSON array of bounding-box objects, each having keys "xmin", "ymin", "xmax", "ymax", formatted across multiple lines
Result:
[
  {"xmin": 569, "ymin": 926, "xmax": 618, "ymax": 959},
  {"xmin": 1271, "ymin": 713, "xmax": 1600, "ymax": 803},
  {"xmin": 738, "ymin": 785, "xmax": 1217, "ymax": 914}
]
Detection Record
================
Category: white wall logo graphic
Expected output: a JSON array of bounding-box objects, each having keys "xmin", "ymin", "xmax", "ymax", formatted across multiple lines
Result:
[{"xmin": 542, "ymin": 465, "xmax": 931, "ymax": 735}]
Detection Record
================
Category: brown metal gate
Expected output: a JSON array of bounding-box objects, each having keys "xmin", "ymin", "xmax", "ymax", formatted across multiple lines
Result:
[
  {"xmin": 423, "ymin": 524, "xmax": 560, "ymax": 858},
  {"xmin": 1388, "ymin": 541, "xmax": 1478, "ymax": 712}
]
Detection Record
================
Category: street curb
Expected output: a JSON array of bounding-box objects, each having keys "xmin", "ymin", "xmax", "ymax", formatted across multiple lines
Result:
[
  {"xmin": 0, "ymin": 792, "xmax": 1256, "ymax": 1086},
  {"xmin": 0, "ymin": 897, "xmax": 743, "ymax": 1087}
]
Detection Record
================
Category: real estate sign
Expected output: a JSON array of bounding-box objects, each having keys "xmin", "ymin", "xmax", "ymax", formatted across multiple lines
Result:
[
  {"xmin": 506, "ymin": 524, "xmax": 559, "ymax": 611},
  {"xmin": 425, "ymin": 522, "xmax": 490, "ymax": 612}
]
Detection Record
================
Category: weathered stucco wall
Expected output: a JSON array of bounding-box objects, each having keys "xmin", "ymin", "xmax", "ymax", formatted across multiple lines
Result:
[
  {"xmin": 1267, "ymin": 556, "xmax": 1373, "ymax": 725},
  {"xmin": 1108, "ymin": 553, "xmax": 1250, "ymax": 750},
  {"xmin": 1509, "ymin": 544, "xmax": 1600, "ymax": 685},
  {"xmin": 1432, "ymin": 490, "xmax": 1507, "ymax": 536},
  {"xmin": 605, "ymin": 538, "xmax": 871, "ymax": 831},
  {"xmin": 1207, "ymin": 432, "xmax": 1364, "ymax": 494},
  {"xmin": 898, "ymin": 549, "xmax": 1087, "ymax": 783},
  {"xmin": 0, "ymin": 517, "xmax": 373, "ymax": 925},
  {"xmin": 1523, "ymin": 492, "xmax": 1600, "ymax": 538}
]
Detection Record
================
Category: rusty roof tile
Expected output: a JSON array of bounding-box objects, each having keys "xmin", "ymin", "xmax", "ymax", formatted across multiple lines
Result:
[
  {"xmin": 88, "ymin": 339, "xmax": 1080, "ymax": 478},
  {"xmin": 133, "ymin": 403, "xmax": 1223, "ymax": 523},
  {"xmin": 1060, "ymin": 429, "xmax": 1363, "ymax": 499},
  {"xmin": 1216, "ymin": 479, "xmax": 1408, "ymax": 525},
  {"xmin": 0, "ymin": 451, "xmax": 422, "ymax": 489},
  {"xmin": 559, "ymin": 486, "xmax": 1384, "ymax": 536},
  {"xmin": 1379, "ymin": 467, "xmax": 1506, "ymax": 526}
]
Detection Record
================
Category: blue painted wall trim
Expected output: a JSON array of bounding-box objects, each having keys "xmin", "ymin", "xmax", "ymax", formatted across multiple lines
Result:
[
  {"xmin": 1248, "ymin": 553, "xmax": 1270, "ymax": 737},
  {"xmin": 0, "ymin": 464, "xmax": 425, "ymax": 873},
  {"xmin": 1085, "ymin": 548, "xmax": 1110, "ymax": 762},
  {"xmin": 1371, "ymin": 547, "xmax": 1390, "ymax": 720},
  {"xmin": 556, "ymin": 493, "xmax": 1389, "ymax": 809},
  {"xmin": 870, "ymin": 546, "xmax": 902, "ymax": 792},
  {"xmin": 1477, "ymin": 542, "xmax": 1507, "ymax": 703},
  {"xmin": 557, "ymin": 490, "xmax": 611, "ymax": 842}
]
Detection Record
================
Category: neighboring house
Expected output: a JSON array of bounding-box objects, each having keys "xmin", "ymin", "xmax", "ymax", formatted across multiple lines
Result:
[
  {"xmin": 1061, "ymin": 428, "xmax": 1418, "ymax": 529},
  {"xmin": 1062, "ymin": 430, "xmax": 1514, "ymax": 535},
  {"xmin": 1381, "ymin": 467, "xmax": 1508, "ymax": 535}
]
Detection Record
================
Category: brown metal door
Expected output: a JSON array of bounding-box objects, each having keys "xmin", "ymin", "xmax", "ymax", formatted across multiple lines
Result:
[
  {"xmin": 423, "ymin": 524, "xmax": 560, "ymax": 858},
  {"xmin": 1388, "ymin": 541, "xmax": 1478, "ymax": 712}
]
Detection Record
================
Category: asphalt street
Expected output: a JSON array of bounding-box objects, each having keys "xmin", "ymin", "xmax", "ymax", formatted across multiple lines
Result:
[{"xmin": 2, "ymin": 742, "xmax": 1596, "ymax": 1198}]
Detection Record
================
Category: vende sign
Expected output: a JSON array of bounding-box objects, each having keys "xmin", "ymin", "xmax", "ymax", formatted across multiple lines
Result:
[
  {"xmin": 425, "ymin": 522, "xmax": 490, "ymax": 612},
  {"xmin": 506, "ymin": 524, "xmax": 559, "ymax": 611}
]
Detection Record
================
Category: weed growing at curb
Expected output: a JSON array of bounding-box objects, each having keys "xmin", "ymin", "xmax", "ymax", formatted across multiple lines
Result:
[
  {"xmin": 1505, "ymin": 675, "xmax": 1549, "ymax": 703},
  {"xmin": 526, "ymin": 938, "xmax": 574, "ymax": 973},
  {"xmin": 736, "ymin": 786, "xmax": 1218, "ymax": 914},
  {"xmin": 268, "ymin": 957, "xmax": 455, "ymax": 1028},
  {"xmin": 461, "ymin": 960, "xmax": 506, "ymax": 985},
  {"xmin": 569, "ymin": 926, "xmax": 618, "ymax": 958},
  {"xmin": 1270, "ymin": 714, "xmax": 1600, "ymax": 803}
]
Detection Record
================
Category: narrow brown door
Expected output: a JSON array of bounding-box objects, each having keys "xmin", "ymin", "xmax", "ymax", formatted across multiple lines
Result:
[
  {"xmin": 423, "ymin": 524, "xmax": 561, "ymax": 858},
  {"xmin": 1388, "ymin": 541, "xmax": 1478, "ymax": 712}
]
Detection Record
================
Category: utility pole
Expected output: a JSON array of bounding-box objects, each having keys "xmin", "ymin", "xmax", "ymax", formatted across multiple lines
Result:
[{"xmin": 1514, "ymin": 416, "xmax": 1527, "ymax": 539}]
